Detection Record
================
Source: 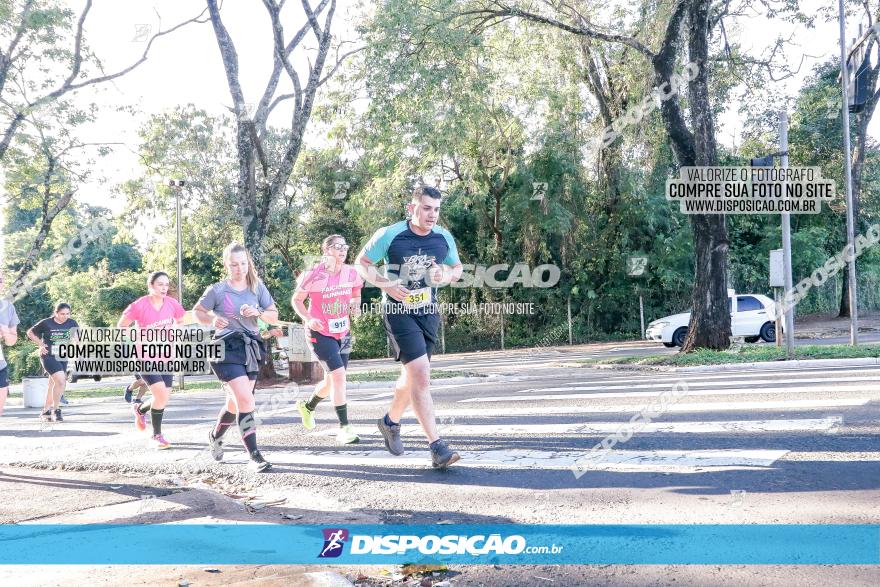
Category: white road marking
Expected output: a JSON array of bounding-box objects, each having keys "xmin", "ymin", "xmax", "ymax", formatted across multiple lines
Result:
[
  {"xmin": 540, "ymin": 371, "xmax": 880, "ymax": 390},
  {"xmin": 461, "ymin": 383, "xmax": 880, "ymax": 403},
  {"xmin": 434, "ymin": 398, "xmax": 869, "ymax": 417},
  {"xmin": 307, "ymin": 417, "xmax": 842, "ymax": 437},
  {"xmin": 221, "ymin": 448, "xmax": 789, "ymax": 470}
]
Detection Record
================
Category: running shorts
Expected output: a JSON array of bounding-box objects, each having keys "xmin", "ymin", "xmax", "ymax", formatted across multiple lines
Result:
[
  {"xmin": 383, "ymin": 311, "xmax": 440, "ymax": 364},
  {"xmin": 307, "ymin": 330, "xmax": 352, "ymax": 372},
  {"xmin": 210, "ymin": 335, "xmax": 260, "ymax": 382},
  {"xmin": 0, "ymin": 367, "xmax": 8, "ymax": 388},
  {"xmin": 136, "ymin": 373, "xmax": 173, "ymax": 388},
  {"xmin": 40, "ymin": 355, "xmax": 67, "ymax": 376}
]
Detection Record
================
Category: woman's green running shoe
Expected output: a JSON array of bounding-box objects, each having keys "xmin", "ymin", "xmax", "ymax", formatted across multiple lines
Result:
[
  {"xmin": 335, "ymin": 424, "xmax": 360, "ymax": 445},
  {"xmin": 296, "ymin": 400, "xmax": 316, "ymax": 430}
]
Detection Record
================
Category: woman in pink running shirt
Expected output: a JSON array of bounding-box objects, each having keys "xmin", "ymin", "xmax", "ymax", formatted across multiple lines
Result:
[
  {"xmin": 117, "ymin": 271, "xmax": 185, "ymax": 449},
  {"xmin": 292, "ymin": 234, "xmax": 363, "ymax": 445}
]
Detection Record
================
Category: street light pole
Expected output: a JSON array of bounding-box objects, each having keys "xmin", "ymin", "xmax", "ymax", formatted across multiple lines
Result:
[
  {"xmin": 168, "ymin": 179, "xmax": 186, "ymax": 388},
  {"xmin": 779, "ymin": 111, "xmax": 795, "ymax": 357},
  {"xmin": 838, "ymin": 0, "xmax": 859, "ymax": 345}
]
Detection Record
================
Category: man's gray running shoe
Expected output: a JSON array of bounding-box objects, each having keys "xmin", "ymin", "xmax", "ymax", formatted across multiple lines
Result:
[
  {"xmin": 377, "ymin": 416, "xmax": 404, "ymax": 455},
  {"xmin": 430, "ymin": 439, "xmax": 460, "ymax": 469}
]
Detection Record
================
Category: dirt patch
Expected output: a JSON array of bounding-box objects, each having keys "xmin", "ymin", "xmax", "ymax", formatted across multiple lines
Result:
[{"xmin": 794, "ymin": 311, "xmax": 880, "ymax": 339}]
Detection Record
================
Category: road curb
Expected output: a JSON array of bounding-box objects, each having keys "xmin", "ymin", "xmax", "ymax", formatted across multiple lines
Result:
[
  {"xmin": 668, "ymin": 357, "xmax": 880, "ymax": 372},
  {"xmin": 6, "ymin": 375, "xmax": 491, "ymax": 407},
  {"xmin": 591, "ymin": 357, "xmax": 880, "ymax": 373},
  {"xmin": 326, "ymin": 375, "xmax": 490, "ymax": 391}
]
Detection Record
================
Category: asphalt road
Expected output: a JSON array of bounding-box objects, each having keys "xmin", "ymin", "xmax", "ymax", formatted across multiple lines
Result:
[
  {"xmin": 1, "ymin": 345, "xmax": 879, "ymax": 585},
  {"xmin": 10, "ymin": 332, "xmax": 880, "ymax": 395}
]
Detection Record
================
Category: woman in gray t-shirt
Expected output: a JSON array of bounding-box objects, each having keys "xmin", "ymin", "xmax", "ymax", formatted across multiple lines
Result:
[
  {"xmin": 0, "ymin": 283, "xmax": 20, "ymax": 417},
  {"xmin": 193, "ymin": 242, "xmax": 278, "ymax": 472}
]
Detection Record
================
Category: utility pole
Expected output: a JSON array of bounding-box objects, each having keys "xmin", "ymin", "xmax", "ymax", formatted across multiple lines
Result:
[
  {"xmin": 779, "ymin": 112, "xmax": 795, "ymax": 357},
  {"xmin": 838, "ymin": 0, "xmax": 860, "ymax": 345},
  {"xmin": 169, "ymin": 179, "xmax": 186, "ymax": 389}
]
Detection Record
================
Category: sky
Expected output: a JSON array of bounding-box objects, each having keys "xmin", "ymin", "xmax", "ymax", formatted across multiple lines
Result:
[{"xmin": 4, "ymin": 0, "xmax": 875, "ymax": 218}]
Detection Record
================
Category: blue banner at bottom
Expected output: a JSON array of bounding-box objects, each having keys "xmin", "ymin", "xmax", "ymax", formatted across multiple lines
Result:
[{"xmin": 0, "ymin": 524, "xmax": 877, "ymax": 565}]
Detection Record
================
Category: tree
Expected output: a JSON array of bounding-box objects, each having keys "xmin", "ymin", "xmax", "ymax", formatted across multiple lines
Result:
[
  {"xmin": 204, "ymin": 0, "xmax": 360, "ymax": 272},
  {"xmin": 449, "ymin": 0, "xmax": 803, "ymax": 350},
  {"xmin": 832, "ymin": 1, "xmax": 880, "ymax": 317},
  {"xmin": 0, "ymin": 0, "xmax": 208, "ymax": 160},
  {"xmin": 1, "ymin": 110, "xmax": 116, "ymax": 298}
]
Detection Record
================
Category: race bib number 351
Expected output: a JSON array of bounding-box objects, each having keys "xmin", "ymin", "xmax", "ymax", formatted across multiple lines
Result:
[
  {"xmin": 328, "ymin": 316, "xmax": 350, "ymax": 334},
  {"xmin": 403, "ymin": 287, "xmax": 431, "ymax": 309}
]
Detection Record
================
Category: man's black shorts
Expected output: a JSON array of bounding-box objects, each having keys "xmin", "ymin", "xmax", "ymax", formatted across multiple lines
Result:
[
  {"xmin": 0, "ymin": 367, "xmax": 8, "ymax": 388},
  {"xmin": 307, "ymin": 330, "xmax": 351, "ymax": 372},
  {"xmin": 383, "ymin": 311, "xmax": 440, "ymax": 364}
]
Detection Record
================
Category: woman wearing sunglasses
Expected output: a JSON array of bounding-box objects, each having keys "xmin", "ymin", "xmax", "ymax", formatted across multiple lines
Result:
[{"xmin": 292, "ymin": 234, "xmax": 363, "ymax": 444}]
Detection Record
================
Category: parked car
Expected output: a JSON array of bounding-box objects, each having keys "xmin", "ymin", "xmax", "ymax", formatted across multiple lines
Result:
[
  {"xmin": 645, "ymin": 293, "xmax": 778, "ymax": 347},
  {"xmin": 66, "ymin": 366, "xmax": 102, "ymax": 384}
]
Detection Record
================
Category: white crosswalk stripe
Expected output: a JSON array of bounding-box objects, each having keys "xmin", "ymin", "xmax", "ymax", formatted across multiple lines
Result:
[
  {"xmin": 459, "ymin": 383, "xmax": 880, "ymax": 403},
  {"xmin": 308, "ymin": 417, "xmax": 842, "ymax": 436},
  {"xmin": 222, "ymin": 448, "xmax": 791, "ymax": 471},
  {"xmin": 290, "ymin": 366, "xmax": 878, "ymax": 473},
  {"xmin": 517, "ymin": 373, "xmax": 880, "ymax": 392}
]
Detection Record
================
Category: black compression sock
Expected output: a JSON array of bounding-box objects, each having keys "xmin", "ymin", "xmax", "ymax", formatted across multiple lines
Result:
[
  {"xmin": 238, "ymin": 411, "xmax": 259, "ymax": 455},
  {"xmin": 334, "ymin": 404, "xmax": 349, "ymax": 426},
  {"xmin": 212, "ymin": 410, "xmax": 237, "ymax": 439},
  {"xmin": 305, "ymin": 393, "xmax": 324, "ymax": 411},
  {"xmin": 150, "ymin": 408, "xmax": 164, "ymax": 435}
]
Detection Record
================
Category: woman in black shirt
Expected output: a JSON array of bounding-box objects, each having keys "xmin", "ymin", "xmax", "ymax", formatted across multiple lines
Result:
[{"xmin": 27, "ymin": 303, "xmax": 79, "ymax": 422}]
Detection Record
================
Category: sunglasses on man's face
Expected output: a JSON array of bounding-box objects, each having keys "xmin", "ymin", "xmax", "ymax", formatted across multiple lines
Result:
[{"xmin": 329, "ymin": 243, "xmax": 349, "ymax": 251}]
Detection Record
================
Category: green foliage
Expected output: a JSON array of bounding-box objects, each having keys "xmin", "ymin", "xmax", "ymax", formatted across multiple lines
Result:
[
  {"xmin": 4, "ymin": 339, "xmax": 41, "ymax": 383},
  {"xmin": 349, "ymin": 310, "xmax": 387, "ymax": 360},
  {"xmin": 7, "ymin": 4, "xmax": 880, "ymax": 362}
]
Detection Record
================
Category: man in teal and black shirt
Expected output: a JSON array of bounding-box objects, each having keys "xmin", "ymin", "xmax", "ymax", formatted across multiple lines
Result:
[{"xmin": 356, "ymin": 186, "xmax": 463, "ymax": 468}]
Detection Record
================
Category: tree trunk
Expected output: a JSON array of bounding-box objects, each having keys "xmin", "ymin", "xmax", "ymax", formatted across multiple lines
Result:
[
  {"xmin": 650, "ymin": 0, "xmax": 730, "ymax": 351},
  {"xmin": 10, "ymin": 148, "xmax": 74, "ymax": 294},
  {"xmin": 680, "ymin": 0, "xmax": 730, "ymax": 351},
  {"xmin": 838, "ymin": 89, "xmax": 876, "ymax": 317},
  {"xmin": 839, "ymin": 267, "xmax": 851, "ymax": 318}
]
